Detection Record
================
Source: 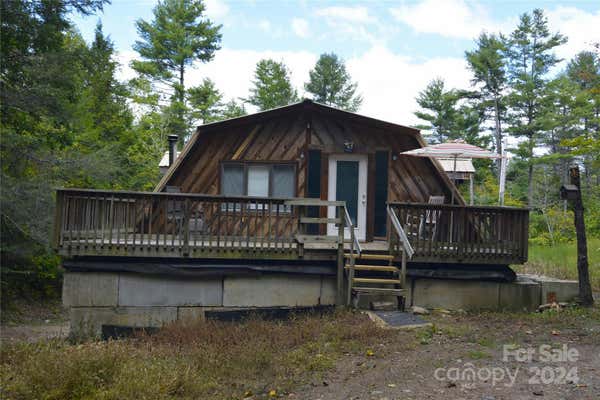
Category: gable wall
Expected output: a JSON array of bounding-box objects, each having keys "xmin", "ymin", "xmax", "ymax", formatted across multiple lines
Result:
[
  {"xmin": 309, "ymin": 111, "xmax": 452, "ymax": 203},
  {"xmin": 166, "ymin": 112, "xmax": 309, "ymax": 197}
]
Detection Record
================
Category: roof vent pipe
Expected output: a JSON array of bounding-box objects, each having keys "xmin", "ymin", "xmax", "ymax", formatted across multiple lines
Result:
[{"xmin": 167, "ymin": 135, "xmax": 178, "ymax": 166}]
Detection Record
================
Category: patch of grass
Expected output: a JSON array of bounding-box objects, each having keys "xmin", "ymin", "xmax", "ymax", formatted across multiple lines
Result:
[
  {"xmin": 476, "ymin": 337, "xmax": 495, "ymax": 348},
  {"xmin": 467, "ymin": 349, "xmax": 492, "ymax": 360},
  {"xmin": 515, "ymin": 237, "xmax": 600, "ymax": 290},
  {"xmin": 439, "ymin": 324, "xmax": 471, "ymax": 339},
  {"xmin": 0, "ymin": 311, "xmax": 392, "ymax": 400},
  {"xmin": 416, "ymin": 325, "xmax": 436, "ymax": 345}
]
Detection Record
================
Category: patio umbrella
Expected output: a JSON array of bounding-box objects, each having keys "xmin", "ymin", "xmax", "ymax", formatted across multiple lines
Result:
[{"xmin": 400, "ymin": 140, "xmax": 504, "ymax": 204}]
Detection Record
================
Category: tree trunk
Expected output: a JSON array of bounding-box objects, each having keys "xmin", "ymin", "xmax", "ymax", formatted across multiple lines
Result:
[
  {"xmin": 526, "ymin": 133, "xmax": 534, "ymax": 206},
  {"xmin": 527, "ymin": 163, "xmax": 534, "ymax": 206},
  {"xmin": 569, "ymin": 166, "xmax": 594, "ymax": 306},
  {"xmin": 493, "ymin": 97, "xmax": 502, "ymax": 171},
  {"xmin": 177, "ymin": 63, "xmax": 185, "ymax": 145}
]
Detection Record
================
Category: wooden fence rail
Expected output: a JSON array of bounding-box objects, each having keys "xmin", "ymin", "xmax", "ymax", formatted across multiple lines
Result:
[
  {"xmin": 388, "ymin": 202, "xmax": 529, "ymax": 264},
  {"xmin": 54, "ymin": 188, "xmax": 349, "ymax": 260}
]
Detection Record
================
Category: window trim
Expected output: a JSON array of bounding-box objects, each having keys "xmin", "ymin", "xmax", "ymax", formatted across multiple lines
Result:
[{"xmin": 220, "ymin": 161, "xmax": 298, "ymax": 198}]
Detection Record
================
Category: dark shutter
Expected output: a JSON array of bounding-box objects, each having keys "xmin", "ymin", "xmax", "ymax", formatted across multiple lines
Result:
[
  {"xmin": 306, "ymin": 150, "xmax": 321, "ymax": 234},
  {"xmin": 374, "ymin": 151, "xmax": 389, "ymax": 237}
]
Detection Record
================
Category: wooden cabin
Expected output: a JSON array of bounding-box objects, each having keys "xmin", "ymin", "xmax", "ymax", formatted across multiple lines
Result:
[
  {"xmin": 155, "ymin": 99, "xmax": 463, "ymax": 241},
  {"xmin": 55, "ymin": 100, "xmax": 529, "ymax": 336}
]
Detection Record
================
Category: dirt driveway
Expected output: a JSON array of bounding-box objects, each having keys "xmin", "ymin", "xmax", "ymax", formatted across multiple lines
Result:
[
  {"xmin": 296, "ymin": 311, "xmax": 600, "ymax": 400},
  {"xmin": 1, "ymin": 322, "xmax": 69, "ymax": 344}
]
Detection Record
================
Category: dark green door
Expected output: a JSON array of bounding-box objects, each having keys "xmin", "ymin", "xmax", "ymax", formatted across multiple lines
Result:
[{"xmin": 336, "ymin": 161, "xmax": 359, "ymax": 226}]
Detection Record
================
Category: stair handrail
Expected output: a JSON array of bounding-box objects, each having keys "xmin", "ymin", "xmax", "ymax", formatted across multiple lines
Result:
[
  {"xmin": 343, "ymin": 205, "xmax": 362, "ymax": 255},
  {"xmin": 342, "ymin": 205, "xmax": 360, "ymax": 306},
  {"xmin": 387, "ymin": 205, "xmax": 414, "ymax": 259}
]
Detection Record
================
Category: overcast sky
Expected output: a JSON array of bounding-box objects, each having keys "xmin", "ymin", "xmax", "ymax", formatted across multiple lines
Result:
[{"xmin": 72, "ymin": 0, "xmax": 600, "ymax": 125}]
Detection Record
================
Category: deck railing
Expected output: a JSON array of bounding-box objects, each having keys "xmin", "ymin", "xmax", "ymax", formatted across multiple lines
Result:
[
  {"xmin": 388, "ymin": 202, "xmax": 529, "ymax": 264},
  {"xmin": 55, "ymin": 188, "xmax": 349, "ymax": 259}
]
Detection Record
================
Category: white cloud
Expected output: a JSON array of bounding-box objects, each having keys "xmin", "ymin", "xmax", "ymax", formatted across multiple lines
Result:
[
  {"xmin": 390, "ymin": 0, "xmax": 510, "ymax": 39},
  {"xmin": 114, "ymin": 50, "xmax": 138, "ymax": 82},
  {"xmin": 546, "ymin": 6, "xmax": 600, "ymax": 61},
  {"xmin": 204, "ymin": 0, "xmax": 229, "ymax": 20},
  {"xmin": 316, "ymin": 6, "xmax": 376, "ymax": 24},
  {"xmin": 347, "ymin": 46, "xmax": 471, "ymax": 125},
  {"xmin": 315, "ymin": 6, "xmax": 379, "ymax": 44},
  {"xmin": 186, "ymin": 48, "xmax": 317, "ymax": 106},
  {"xmin": 258, "ymin": 19, "xmax": 271, "ymax": 33},
  {"xmin": 292, "ymin": 18, "xmax": 309, "ymax": 38}
]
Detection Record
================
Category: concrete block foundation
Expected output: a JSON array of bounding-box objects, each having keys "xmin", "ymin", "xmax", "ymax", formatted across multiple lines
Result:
[
  {"xmin": 63, "ymin": 270, "xmax": 580, "ymax": 338},
  {"xmin": 412, "ymin": 279, "xmax": 499, "ymax": 310},
  {"xmin": 65, "ymin": 271, "xmax": 336, "ymax": 337}
]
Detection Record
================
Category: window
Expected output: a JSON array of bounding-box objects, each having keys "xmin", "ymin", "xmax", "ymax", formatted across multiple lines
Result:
[
  {"xmin": 221, "ymin": 164, "xmax": 244, "ymax": 196},
  {"xmin": 221, "ymin": 162, "xmax": 296, "ymax": 198},
  {"xmin": 247, "ymin": 165, "xmax": 269, "ymax": 197}
]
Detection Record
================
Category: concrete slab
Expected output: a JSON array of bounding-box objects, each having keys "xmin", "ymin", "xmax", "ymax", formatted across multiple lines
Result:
[
  {"xmin": 70, "ymin": 306, "xmax": 177, "ymax": 338},
  {"xmin": 63, "ymin": 272, "xmax": 118, "ymax": 307},
  {"xmin": 499, "ymin": 277, "xmax": 541, "ymax": 312},
  {"xmin": 412, "ymin": 278, "xmax": 500, "ymax": 310},
  {"xmin": 118, "ymin": 274, "xmax": 222, "ymax": 307},
  {"xmin": 223, "ymin": 274, "xmax": 322, "ymax": 307},
  {"xmin": 366, "ymin": 311, "xmax": 432, "ymax": 330}
]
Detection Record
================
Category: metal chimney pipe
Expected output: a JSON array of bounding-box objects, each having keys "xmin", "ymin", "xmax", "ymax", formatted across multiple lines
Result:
[{"xmin": 167, "ymin": 135, "xmax": 178, "ymax": 166}]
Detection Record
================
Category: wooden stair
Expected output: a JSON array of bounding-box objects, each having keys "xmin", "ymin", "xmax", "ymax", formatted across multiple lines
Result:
[{"xmin": 344, "ymin": 252, "xmax": 407, "ymax": 310}]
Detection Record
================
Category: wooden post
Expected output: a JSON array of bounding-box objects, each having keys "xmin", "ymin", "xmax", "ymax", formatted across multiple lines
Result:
[
  {"xmin": 336, "ymin": 205, "xmax": 345, "ymax": 307},
  {"xmin": 568, "ymin": 167, "xmax": 594, "ymax": 306},
  {"xmin": 53, "ymin": 190, "xmax": 64, "ymax": 249},
  {"xmin": 182, "ymin": 198, "xmax": 190, "ymax": 256},
  {"xmin": 400, "ymin": 249, "xmax": 407, "ymax": 289}
]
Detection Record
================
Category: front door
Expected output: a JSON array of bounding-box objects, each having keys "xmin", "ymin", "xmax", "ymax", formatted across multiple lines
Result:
[{"xmin": 327, "ymin": 154, "xmax": 368, "ymax": 241}]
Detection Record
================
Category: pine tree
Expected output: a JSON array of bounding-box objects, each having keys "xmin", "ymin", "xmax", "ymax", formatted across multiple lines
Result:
[
  {"xmin": 75, "ymin": 23, "xmax": 133, "ymax": 147},
  {"xmin": 132, "ymin": 0, "xmax": 222, "ymax": 144},
  {"xmin": 563, "ymin": 52, "xmax": 600, "ymax": 185},
  {"xmin": 465, "ymin": 33, "xmax": 507, "ymax": 160},
  {"xmin": 247, "ymin": 59, "xmax": 298, "ymax": 111},
  {"xmin": 304, "ymin": 53, "xmax": 362, "ymax": 112},
  {"xmin": 505, "ymin": 9, "xmax": 567, "ymax": 205},
  {"xmin": 187, "ymin": 78, "xmax": 223, "ymax": 124}
]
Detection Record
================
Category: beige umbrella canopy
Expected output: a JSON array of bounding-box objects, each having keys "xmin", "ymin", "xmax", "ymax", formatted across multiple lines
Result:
[{"xmin": 400, "ymin": 140, "xmax": 503, "ymax": 204}]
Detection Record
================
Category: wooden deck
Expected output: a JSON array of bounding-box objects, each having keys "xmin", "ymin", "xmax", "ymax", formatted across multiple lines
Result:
[{"xmin": 54, "ymin": 189, "xmax": 529, "ymax": 265}]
